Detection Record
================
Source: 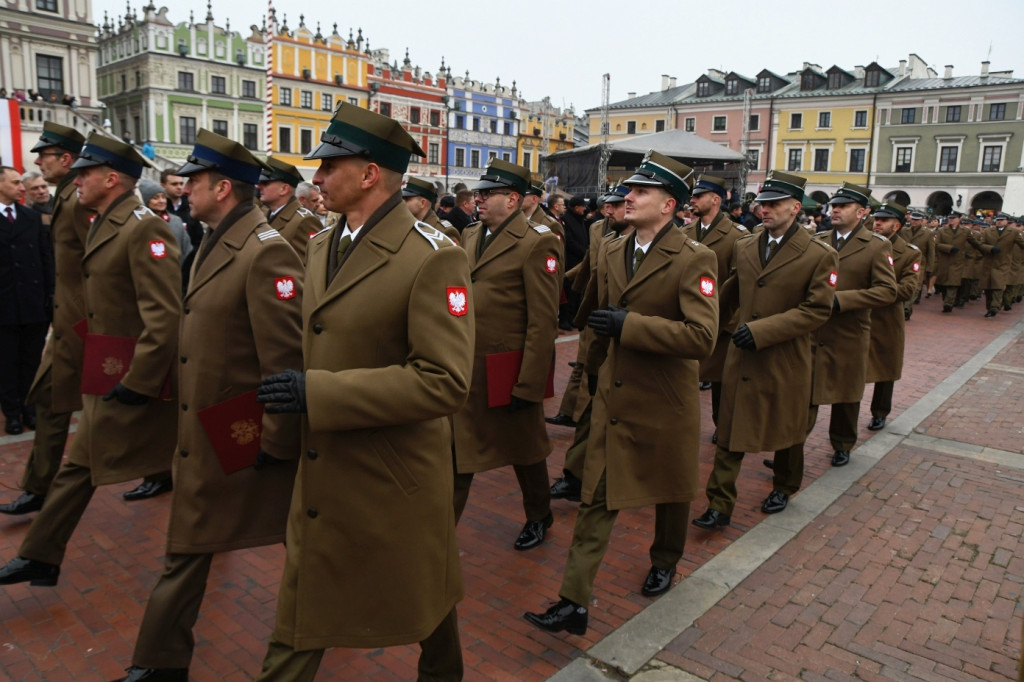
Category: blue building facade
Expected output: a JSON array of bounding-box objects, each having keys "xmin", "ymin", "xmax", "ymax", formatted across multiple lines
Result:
[{"xmin": 445, "ymin": 74, "xmax": 520, "ymax": 188}]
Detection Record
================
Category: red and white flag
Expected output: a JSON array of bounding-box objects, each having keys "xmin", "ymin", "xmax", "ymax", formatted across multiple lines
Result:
[{"xmin": 0, "ymin": 100, "xmax": 23, "ymax": 171}]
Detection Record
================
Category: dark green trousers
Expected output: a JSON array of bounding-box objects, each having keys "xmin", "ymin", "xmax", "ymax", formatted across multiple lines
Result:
[
  {"xmin": 19, "ymin": 461, "xmax": 96, "ymax": 565},
  {"xmin": 452, "ymin": 460, "xmax": 550, "ymax": 524},
  {"xmin": 808, "ymin": 402, "xmax": 860, "ymax": 451},
  {"xmin": 133, "ymin": 552, "xmax": 214, "ymax": 669},
  {"xmin": 705, "ymin": 442, "xmax": 804, "ymax": 515},
  {"xmin": 20, "ymin": 367, "xmax": 72, "ymax": 496}
]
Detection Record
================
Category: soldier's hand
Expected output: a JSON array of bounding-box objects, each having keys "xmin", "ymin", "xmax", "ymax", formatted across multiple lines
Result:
[
  {"xmin": 258, "ymin": 370, "xmax": 308, "ymax": 414},
  {"xmin": 833, "ymin": 297, "xmax": 841, "ymax": 312},
  {"xmin": 991, "ymin": 245, "xmax": 1002, "ymax": 255},
  {"xmin": 949, "ymin": 246, "xmax": 959, "ymax": 255},
  {"xmin": 731, "ymin": 324, "xmax": 756, "ymax": 350},
  {"xmin": 253, "ymin": 449, "xmax": 285, "ymax": 471},
  {"xmin": 508, "ymin": 395, "xmax": 537, "ymax": 412},
  {"xmin": 102, "ymin": 382, "xmax": 149, "ymax": 406},
  {"xmin": 587, "ymin": 374, "xmax": 598, "ymax": 397},
  {"xmin": 588, "ymin": 305, "xmax": 628, "ymax": 339}
]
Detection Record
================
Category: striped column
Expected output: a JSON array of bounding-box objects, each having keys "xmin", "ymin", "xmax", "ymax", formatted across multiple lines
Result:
[{"xmin": 265, "ymin": 2, "xmax": 275, "ymax": 154}]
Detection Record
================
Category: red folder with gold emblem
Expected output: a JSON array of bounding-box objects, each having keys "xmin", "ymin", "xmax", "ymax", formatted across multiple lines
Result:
[
  {"xmin": 80, "ymin": 334, "xmax": 172, "ymax": 398},
  {"xmin": 197, "ymin": 390, "xmax": 265, "ymax": 475},
  {"xmin": 485, "ymin": 350, "xmax": 555, "ymax": 408}
]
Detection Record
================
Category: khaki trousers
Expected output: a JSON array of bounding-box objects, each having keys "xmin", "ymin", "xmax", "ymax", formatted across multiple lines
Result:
[
  {"xmin": 20, "ymin": 367, "xmax": 73, "ymax": 496},
  {"xmin": 704, "ymin": 442, "xmax": 804, "ymax": 515},
  {"xmin": 19, "ymin": 461, "xmax": 96, "ymax": 565},
  {"xmin": 132, "ymin": 552, "xmax": 214, "ymax": 669},
  {"xmin": 561, "ymin": 403, "xmax": 591, "ymax": 480}
]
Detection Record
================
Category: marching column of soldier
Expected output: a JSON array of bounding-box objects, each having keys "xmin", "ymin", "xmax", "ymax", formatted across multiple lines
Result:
[{"xmin": 1, "ymin": 109, "xmax": 1023, "ymax": 681}]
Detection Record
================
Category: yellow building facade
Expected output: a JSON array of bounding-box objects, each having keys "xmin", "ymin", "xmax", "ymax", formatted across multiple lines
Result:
[{"xmin": 519, "ymin": 98, "xmax": 574, "ymax": 181}]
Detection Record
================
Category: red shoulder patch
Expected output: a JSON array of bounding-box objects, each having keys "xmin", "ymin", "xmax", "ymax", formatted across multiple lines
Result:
[
  {"xmin": 447, "ymin": 286, "xmax": 468, "ymax": 316},
  {"xmin": 699, "ymin": 276, "xmax": 715, "ymax": 297},
  {"xmin": 828, "ymin": 271, "xmax": 838, "ymax": 287},
  {"xmin": 545, "ymin": 256, "xmax": 558, "ymax": 273},
  {"xmin": 275, "ymin": 277, "xmax": 296, "ymax": 300},
  {"xmin": 912, "ymin": 262, "xmax": 920, "ymax": 273},
  {"xmin": 149, "ymin": 241, "xmax": 167, "ymax": 259},
  {"xmin": 887, "ymin": 254, "xmax": 894, "ymax": 266}
]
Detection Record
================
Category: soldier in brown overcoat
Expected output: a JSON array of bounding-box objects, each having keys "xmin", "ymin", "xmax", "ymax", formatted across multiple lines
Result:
[
  {"xmin": 527, "ymin": 151, "xmax": 718, "ymax": 636},
  {"xmin": 402, "ymin": 175, "xmax": 461, "ymax": 244},
  {"xmin": 255, "ymin": 103, "xmax": 473, "ymax": 681},
  {"xmin": 904, "ymin": 211, "xmax": 934, "ymax": 315},
  {"xmin": 934, "ymin": 211, "xmax": 969, "ymax": 312},
  {"xmin": 971, "ymin": 213, "xmax": 1024, "ymax": 317},
  {"xmin": 452, "ymin": 159, "xmax": 562, "ymax": 551},
  {"xmin": 695, "ymin": 171, "xmax": 837, "ymax": 528},
  {"xmin": 0, "ymin": 134, "xmax": 181, "ymax": 587},
  {"xmin": 259, "ymin": 156, "xmax": 322, "ymax": 261},
  {"xmin": 116, "ymin": 131, "xmax": 304, "ymax": 682},
  {"xmin": 865, "ymin": 202, "xmax": 922, "ymax": 432},
  {"xmin": 0, "ymin": 123, "xmax": 93, "ymax": 516}
]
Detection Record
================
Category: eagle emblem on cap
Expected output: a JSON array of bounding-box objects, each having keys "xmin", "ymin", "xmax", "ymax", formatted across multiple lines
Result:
[
  {"xmin": 149, "ymin": 241, "xmax": 167, "ymax": 259},
  {"xmin": 447, "ymin": 286, "xmax": 468, "ymax": 317},
  {"xmin": 700, "ymin": 277, "xmax": 715, "ymax": 297},
  {"xmin": 275, "ymin": 277, "xmax": 296, "ymax": 300}
]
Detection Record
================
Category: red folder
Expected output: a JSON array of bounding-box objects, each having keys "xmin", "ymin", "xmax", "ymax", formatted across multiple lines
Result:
[
  {"xmin": 80, "ymin": 334, "xmax": 172, "ymax": 398},
  {"xmin": 485, "ymin": 350, "xmax": 555, "ymax": 408},
  {"xmin": 197, "ymin": 390, "xmax": 265, "ymax": 475},
  {"xmin": 72, "ymin": 318, "xmax": 88, "ymax": 340}
]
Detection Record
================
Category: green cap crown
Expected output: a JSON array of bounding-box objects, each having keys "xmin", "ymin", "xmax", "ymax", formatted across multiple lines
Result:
[
  {"xmin": 402, "ymin": 176, "xmax": 438, "ymax": 203},
  {"xmin": 623, "ymin": 150, "xmax": 695, "ymax": 204},
  {"xmin": 755, "ymin": 170, "xmax": 806, "ymax": 202},
  {"xmin": 32, "ymin": 121, "xmax": 85, "ymax": 155},
  {"xmin": 871, "ymin": 201, "xmax": 907, "ymax": 222},
  {"xmin": 829, "ymin": 181, "xmax": 872, "ymax": 206},
  {"xmin": 261, "ymin": 156, "xmax": 305, "ymax": 187},
  {"xmin": 306, "ymin": 102, "xmax": 425, "ymax": 173},
  {"xmin": 474, "ymin": 158, "xmax": 531, "ymax": 195}
]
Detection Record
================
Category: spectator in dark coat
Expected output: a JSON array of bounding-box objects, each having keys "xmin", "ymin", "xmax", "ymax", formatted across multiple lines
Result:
[{"xmin": 559, "ymin": 195, "xmax": 590, "ymax": 330}]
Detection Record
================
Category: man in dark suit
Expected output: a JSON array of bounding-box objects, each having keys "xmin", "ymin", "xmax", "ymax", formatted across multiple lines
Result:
[
  {"xmin": 0, "ymin": 166, "xmax": 53, "ymax": 435},
  {"xmin": 162, "ymin": 169, "xmax": 203, "ymax": 287}
]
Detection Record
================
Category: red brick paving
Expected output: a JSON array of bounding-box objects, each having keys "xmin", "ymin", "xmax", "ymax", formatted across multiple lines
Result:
[{"xmin": 0, "ymin": 294, "xmax": 1019, "ymax": 680}]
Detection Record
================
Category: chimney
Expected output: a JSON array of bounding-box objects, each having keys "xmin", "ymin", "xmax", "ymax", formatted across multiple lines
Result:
[
  {"xmin": 898, "ymin": 59, "xmax": 907, "ymax": 77},
  {"xmin": 627, "ymin": 92, "xmax": 636, "ymax": 99},
  {"xmin": 669, "ymin": 76, "xmax": 677, "ymax": 88},
  {"xmin": 981, "ymin": 60, "xmax": 990, "ymax": 77},
  {"xmin": 661, "ymin": 74, "xmax": 670, "ymax": 91},
  {"xmin": 944, "ymin": 65, "xmax": 953, "ymax": 79}
]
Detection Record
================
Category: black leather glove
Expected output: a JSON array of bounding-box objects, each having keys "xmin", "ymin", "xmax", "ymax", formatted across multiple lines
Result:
[
  {"xmin": 731, "ymin": 324, "xmax": 756, "ymax": 350},
  {"xmin": 102, "ymin": 382, "xmax": 149, "ymax": 405},
  {"xmin": 991, "ymin": 245, "xmax": 1002, "ymax": 255},
  {"xmin": 253, "ymin": 450, "xmax": 285, "ymax": 471},
  {"xmin": 587, "ymin": 374, "xmax": 598, "ymax": 397},
  {"xmin": 832, "ymin": 296, "xmax": 841, "ymax": 312},
  {"xmin": 258, "ymin": 370, "xmax": 308, "ymax": 414},
  {"xmin": 587, "ymin": 305, "xmax": 628, "ymax": 339},
  {"xmin": 508, "ymin": 395, "xmax": 536, "ymax": 412},
  {"xmin": 949, "ymin": 246, "xmax": 959, "ymax": 255}
]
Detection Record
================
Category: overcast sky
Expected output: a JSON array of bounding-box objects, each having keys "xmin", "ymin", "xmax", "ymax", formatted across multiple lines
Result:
[{"xmin": 97, "ymin": 0, "xmax": 1024, "ymax": 115}]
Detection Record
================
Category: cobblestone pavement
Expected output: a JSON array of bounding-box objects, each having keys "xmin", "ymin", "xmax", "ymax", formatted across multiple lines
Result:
[{"xmin": 0, "ymin": 294, "xmax": 1020, "ymax": 680}]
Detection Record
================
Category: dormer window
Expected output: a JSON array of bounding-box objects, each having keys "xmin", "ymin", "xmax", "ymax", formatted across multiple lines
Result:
[
  {"xmin": 757, "ymin": 76, "xmax": 771, "ymax": 93},
  {"xmin": 827, "ymin": 72, "xmax": 842, "ymax": 90},
  {"xmin": 865, "ymin": 69, "xmax": 880, "ymax": 87},
  {"xmin": 726, "ymin": 79, "xmax": 738, "ymax": 95},
  {"xmin": 801, "ymin": 72, "xmax": 817, "ymax": 91},
  {"xmin": 697, "ymin": 81, "xmax": 709, "ymax": 97}
]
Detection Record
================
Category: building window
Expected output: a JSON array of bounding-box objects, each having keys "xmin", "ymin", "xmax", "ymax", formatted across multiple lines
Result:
[
  {"xmin": 945, "ymin": 106, "xmax": 962, "ymax": 123},
  {"xmin": 747, "ymin": 149, "xmax": 759, "ymax": 169},
  {"xmin": 121, "ymin": 73, "xmax": 127, "ymax": 92},
  {"xmin": 321, "ymin": 93, "xmax": 333, "ymax": 111},
  {"xmin": 854, "ymin": 110, "xmax": 868, "ymax": 128},
  {"xmin": 300, "ymin": 91, "xmax": 313, "ymax": 109},
  {"xmin": 849, "ymin": 149, "xmax": 865, "ymax": 172},
  {"xmin": 990, "ymin": 103, "xmax": 1006, "ymax": 121},
  {"xmin": 790, "ymin": 113, "xmax": 803, "ymax": 130},
  {"xmin": 455, "ymin": 114, "xmax": 464, "ymax": 129},
  {"xmin": 379, "ymin": 102, "xmax": 391, "ymax": 117},
  {"xmin": 895, "ymin": 147, "xmax": 913, "ymax": 172},
  {"xmin": 242, "ymin": 80, "xmax": 256, "ymax": 98},
  {"xmin": 827, "ymin": 72, "xmax": 842, "ymax": 90},
  {"xmin": 982, "ymin": 145, "xmax": 1002, "ymax": 172},
  {"xmin": 939, "ymin": 147, "xmax": 958, "ymax": 172},
  {"xmin": 901, "ymin": 108, "xmax": 916, "ymax": 124},
  {"xmin": 430, "ymin": 110, "xmax": 440, "ymax": 126},
  {"xmin": 243, "ymin": 123, "xmax": 258, "ymax": 150},
  {"xmin": 655, "ymin": 119, "xmax": 665, "ymax": 132},
  {"xmin": 725, "ymin": 79, "xmax": 739, "ymax": 95},
  {"xmin": 135, "ymin": 70, "xmax": 141, "ymax": 87},
  {"xmin": 279, "ymin": 127, "xmax": 291, "ymax": 153},
  {"xmin": 697, "ymin": 81, "xmax": 709, "ymax": 97},
  {"xmin": 348, "ymin": 97, "xmax": 358, "ymax": 105},
  {"xmin": 454, "ymin": 148, "xmax": 465, "ymax": 167},
  {"xmin": 787, "ymin": 148, "xmax": 802, "ymax": 171},
  {"xmin": 865, "ymin": 69, "xmax": 880, "ymax": 87},
  {"xmin": 180, "ymin": 117, "xmax": 197, "ymax": 145},
  {"xmin": 300, "ymin": 129, "xmax": 312, "ymax": 155},
  {"xmin": 36, "ymin": 0, "xmax": 58, "ymax": 11},
  {"xmin": 748, "ymin": 114, "xmax": 759, "ymax": 131},
  {"xmin": 801, "ymin": 72, "xmax": 817, "ymax": 90},
  {"xmin": 428, "ymin": 143, "xmax": 439, "ymax": 164},
  {"xmin": 177, "ymin": 71, "xmax": 194, "ymax": 91},
  {"xmin": 410, "ymin": 107, "xmax": 420, "ymax": 124},
  {"xmin": 627, "ymin": 121, "xmax": 637, "ymax": 134},
  {"xmin": 684, "ymin": 117, "xmax": 695, "ymax": 132},
  {"xmin": 36, "ymin": 54, "xmax": 64, "ymax": 98},
  {"xmin": 279, "ymin": 87, "xmax": 291, "ymax": 106},
  {"xmin": 212, "ymin": 119, "xmax": 228, "ymax": 137},
  {"xmin": 501, "ymin": 152, "xmax": 510, "ymax": 162},
  {"xmin": 504, "ymin": 121, "xmax": 512, "ymax": 135},
  {"xmin": 757, "ymin": 76, "xmax": 771, "ymax": 93},
  {"xmin": 470, "ymin": 149, "xmax": 480, "ymax": 168},
  {"xmin": 523, "ymin": 150, "xmax": 532, "ymax": 169},
  {"xmin": 472, "ymin": 117, "xmax": 480, "ymax": 131},
  {"xmin": 211, "ymin": 76, "xmax": 226, "ymax": 94},
  {"xmin": 490, "ymin": 120, "xmax": 497, "ymax": 133},
  {"xmin": 712, "ymin": 116, "xmax": 727, "ymax": 132},
  {"xmin": 814, "ymin": 149, "xmax": 829, "ymax": 171},
  {"xmin": 818, "ymin": 111, "xmax": 831, "ymax": 128},
  {"xmin": 487, "ymin": 151, "xmax": 497, "ymax": 162}
]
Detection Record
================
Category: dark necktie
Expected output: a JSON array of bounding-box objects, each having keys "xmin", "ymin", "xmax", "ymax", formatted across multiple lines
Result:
[
  {"xmin": 836, "ymin": 236, "xmax": 846, "ymax": 251},
  {"xmin": 4, "ymin": 207, "xmax": 13, "ymax": 223},
  {"xmin": 337, "ymin": 234, "xmax": 352, "ymax": 259},
  {"xmin": 765, "ymin": 239, "xmax": 778, "ymax": 263},
  {"xmin": 699, "ymin": 225, "xmax": 709, "ymax": 242},
  {"xmin": 634, "ymin": 247, "xmax": 645, "ymax": 271}
]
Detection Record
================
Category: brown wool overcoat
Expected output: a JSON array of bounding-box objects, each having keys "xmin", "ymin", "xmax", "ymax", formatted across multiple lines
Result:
[
  {"xmin": 716, "ymin": 226, "xmax": 837, "ymax": 453},
  {"xmin": 933, "ymin": 225, "xmax": 970, "ymax": 286},
  {"xmin": 68, "ymin": 196, "xmax": 180, "ymax": 484},
  {"xmin": 166, "ymin": 206, "xmax": 303, "ymax": 554},
  {"xmin": 972, "ymin": 225, "xmax": 1024, "ymax": 291},
  {"xmin": 866, "ymin": 233, "xmax": 922, "ymax": 384},
  {"xmin": 905, "ymin": 226, "xmax": 935, "ymax": 272},
  {"xmin": 273, "ymin": 200, "xmax": 473, "ymax": 651},
  {"xmin": 269, "ymin": 196, "xmax": 322, "ymax": 261},
  {"xmin": 423, "ymin": 209, "xmax": 462, "ymax": 244},
  {"xmin": 582, "ymin": 226, "xmax": 718, "ymax": 509}
]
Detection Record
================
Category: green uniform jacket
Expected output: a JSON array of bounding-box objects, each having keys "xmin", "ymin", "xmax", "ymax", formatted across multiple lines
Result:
[
  {"xmin": 583, "ymin": 225, "xmax": 718, "ymax": 509},
  {"xmin": 268, "ymin": 196, "xmax": 321, "ymax": 262},
  {"xmin": 453, "ymin": 211, "xmax": 561, "ymax": 473},
  {"xmin": 811, "ymin": 224, "xmax": 897, "ymax": 405},
  {"xmin": 166, "ymin": 206, "xmax": 303, "ymax": 554},
  {"xmin": 682, "ymin": 211, "xmax": 747, "ymax": 382},
  {"xmin": 69, "ymin": 194, "xmax": 180, "ymax": 485},
  {"xmin": 867, "ymin": 234, "xmax": 922, "ymax": 384},
  {"xmin": 275, "ymin": 199, "xmax": 472, "ymax": 651},
  {"xmin": 972, "ymin": 225, "xmax": 1024, "ymax": 290},
  {"xmin": 717, "ymin": 224, "xmax": 837, "ymax": 453},
  {"xmin": 27, "ymin": 172, "xmax": 94, "ymax": 412},
  {"xmin": 934, "ymin": 224, "xmax": 969, "ymax": 286}
]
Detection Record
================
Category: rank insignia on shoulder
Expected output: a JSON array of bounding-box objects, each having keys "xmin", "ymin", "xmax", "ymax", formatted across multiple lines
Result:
[
  {"xmin": 311, "ymin": 225, "xmax": 333, "ymax": 240},
  {"xmin": 689, "ymin": 239, "xmax": 700, "ymax": 247},
  {"xmin": 296, "ymin": 207, "xmax": 315, "ymax": 217},
  {"xmin": 413, "ymin": 221, "xmax": 455, "ymax": 250},
  {"xmin": 909, "ymin": 244, "xmax": 920, "ymax": 251},
  {"xmin": 736, "ymin": 224, "xmax": 748, "ymax": 231},
  {"xmin": 872, "ymin": 233, "xmax": 889, "ymax": 241},
  {"xmin": 257, "ymin": 228, "xmax": 281, "ymax": 242},
  {"xmin": 533, "ymin": 224, "xmax": 551, "ymax": 234},
  {"xmin": 134, "ymin": 207, "xmax": 156, "ymax": 220}
]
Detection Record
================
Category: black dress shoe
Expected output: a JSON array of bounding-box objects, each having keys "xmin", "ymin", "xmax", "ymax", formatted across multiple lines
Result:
[
  {"xmin": 904, "ymin": 310, "xmax": 912, "ymax": 321},
  {"xmin": 5, "ymin": 417, "xmax": 22, "ymax": 435},
  {"xmin": 942, "ymin": 305, "xmax": 953, "ymax": 313},
  {"xmin": 0, "ymin": 492, "xmax": 45, "ymax": 515},
  {"xmin": 550, "ymin": 473, "xmax": 582, "ymax": 502},
  {"xmin": 1004, "ymin": 304, "xmax": 1013, "ymax": 311},
  {"xmin": 123, "ymin": 477, "xmax": 173, "ymax": 501},
  {"xmin": 691, "ymin": 509, "xmax": 730, "ymax": 530},
  {"xmin": 115, "ymin": 666, "xmax": 189, "ymax": 682},
  {"xmin": 558, "ymin": 321, "xmax": 576, "ymax": 332},
  {"xmin": 0, "ymin": 556, "xmax": 60, "ymax": 586},
  {"xmin": 544, "ymin": 413, "xmax": 577, "ymax": 428},
  {"xmin": 985, "ymin": 310, "xmax": 998, "ymax": 318},
  {"xmin": 761, "ymin": 490, "xmax": 789, "ymax": 514},
  {"xmin": 711, "ymin": 431, "xmax": 718, "ymax": 444},
  {"xmin": 514, "ymin": 513, "xmax": 553, "ymax": 550},
  {"xmin": 763, "ymin": 458, "xmax": 774, "ymax": 470},
  {"xmin": 698, "ymin": 381, "xmax": 712, "ymax": 391},
  {"xmin": 832, "ymin": 450, "xmax": 850, "ymax": 467},
  {"xmin": 524, "ymin": 598, "xmax": 588, "ymax": 635},
  {"xmin": 22, "ymin": 414, "xmax": 36, "ymax": 430},
  {"xmin": 867, "ymin": 417, "xmax": 886, "ymax": 431},
  {"xmin": 640, "ymin": 566, "xmax": 675, "ymax": 596}
]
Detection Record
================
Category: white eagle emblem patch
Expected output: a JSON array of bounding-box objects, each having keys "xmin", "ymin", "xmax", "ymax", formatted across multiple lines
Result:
[
  {"xmin": 149, "ymin": 241, "xmax": 167, "ymax": 259},
  {"xmin": 887, "ymin": 254, "xmax": 894, "ymax": 266},
  {"xmin": 545, "ymin": 256, "xmax": 558, "ymax": 273},
  {"xmin": 447, "ymin": 286, "xmax": 468, "ymax": 316},
  {"xmin": 700, "ymin": 277, "xmax": 715, "ymax": 297},
  {"xmin": 912, "ymin": 262, "xmax": 920, "ymax": 273},
  {"xmin": 275, "ymin": 277, "xmax": 296, "ymax": 300},
  {"xmin": 828, "ymin": 271, "xmax": 838, "ymax": 287}
]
